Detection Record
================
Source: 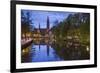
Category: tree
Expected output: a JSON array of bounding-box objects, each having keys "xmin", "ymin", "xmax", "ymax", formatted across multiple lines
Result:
[
  {"xmin": 51, "ymin": 13, "xmax": 90, "ymax": 45},
  {"xmin": 21, "ymin": 10, "xmax": 33, "ymax": 40}
]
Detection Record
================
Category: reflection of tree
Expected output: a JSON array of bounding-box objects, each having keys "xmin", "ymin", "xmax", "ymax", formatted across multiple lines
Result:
[{"xmin": 51, "ymin": 42, "xmax": 90, "ymax": 60}]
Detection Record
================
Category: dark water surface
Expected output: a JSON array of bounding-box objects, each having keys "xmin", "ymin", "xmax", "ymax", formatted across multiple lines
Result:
[{"xmin": 21, "ymin": 40, "xmax": 90, "ymax": 63}]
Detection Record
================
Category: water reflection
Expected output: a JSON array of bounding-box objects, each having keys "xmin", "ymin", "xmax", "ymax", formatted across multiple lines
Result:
[
  {"xmin": 22, "ymin": 39, "xmax": 90, "ymax": 63},
  {"xmin": 22, "ymin": 44, "xmax": 63, "ymax": 63}
]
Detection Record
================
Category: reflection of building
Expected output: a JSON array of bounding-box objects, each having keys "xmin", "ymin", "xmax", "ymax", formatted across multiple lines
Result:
[{"xmin": 33, "ymin": 16, "xmax": 50, "ymax": 39}]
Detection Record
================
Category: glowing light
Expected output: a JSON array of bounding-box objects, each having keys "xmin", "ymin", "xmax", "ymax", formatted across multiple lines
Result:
[
  {"xmin": 22, "ymin": 49, "xmax": 25, "ymax": 53},
  {"xmin": 22, "ymin": 48, "xmax": 29, "ymax": 53},
  {"xmin": 22, "ymin": 34, "xmax": 25, "ymax": 37},
  {"xmin": 86, "ymin": 46, "xmax": 89, "ymax": 52}
]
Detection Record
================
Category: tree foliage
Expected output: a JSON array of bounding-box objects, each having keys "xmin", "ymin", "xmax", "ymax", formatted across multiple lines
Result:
[
  {"xmin": 51, "ymin": 13, "xmax": 90, "ymax": 44},
  {"xmin": 21, "ymin": 11, "xmax": 32, "ymax": 33}
]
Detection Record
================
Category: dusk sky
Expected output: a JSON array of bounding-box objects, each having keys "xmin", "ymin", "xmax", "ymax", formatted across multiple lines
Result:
[{"xmin": 21, "ymin": 10, "xmax": 74, "ymax": 28}]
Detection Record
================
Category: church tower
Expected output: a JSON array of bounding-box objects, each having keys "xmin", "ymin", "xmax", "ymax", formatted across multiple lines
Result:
[
  {"xmin": 47, "ymin": 16, "xmax": 50, "ymax": 30},
  {"xmin": 38, "ymin": 23, "xmax": 40, "ymax": 33},
  {"xmin": 39, "ymin": 23, "xmax": 40, "ymax": 30}
]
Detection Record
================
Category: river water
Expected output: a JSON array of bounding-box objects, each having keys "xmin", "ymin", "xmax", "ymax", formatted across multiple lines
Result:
[
  {"xmin": 21, "ymin": 40, "xmax": 90, "ymax": 63},
  {"xmin": 22, "ymin": 44, "xmax": 63, "ymax": 63}
]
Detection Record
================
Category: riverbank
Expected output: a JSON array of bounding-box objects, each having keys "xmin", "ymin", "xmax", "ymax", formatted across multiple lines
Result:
[{"xmin": 21, "ymin": 38, "xmax": 33, "ymax": 49}]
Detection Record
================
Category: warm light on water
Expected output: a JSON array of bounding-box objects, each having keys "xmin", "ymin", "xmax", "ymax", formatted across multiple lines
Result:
[{"xmin": 22, "ymin": 48, "xmax": 29, "ymax": 53}]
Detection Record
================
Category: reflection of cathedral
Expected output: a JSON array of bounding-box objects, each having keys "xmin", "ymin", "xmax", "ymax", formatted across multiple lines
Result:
[{"xmin": 33, "ymin": 16, "xmax": 50, "ymax": 38}]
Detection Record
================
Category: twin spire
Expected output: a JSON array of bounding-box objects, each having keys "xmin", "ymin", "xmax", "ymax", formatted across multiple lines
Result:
[{"xmin": 38, "ymin": 16, "xmax": 50, "ymax": 29}]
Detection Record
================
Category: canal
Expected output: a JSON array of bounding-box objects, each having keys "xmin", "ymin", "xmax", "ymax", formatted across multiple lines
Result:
[{"xmin": 21, "ymin": 39, "xmax": 90, "ymax": 63}]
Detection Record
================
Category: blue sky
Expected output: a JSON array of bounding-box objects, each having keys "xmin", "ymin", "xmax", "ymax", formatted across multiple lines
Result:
[{"xmin": 21, "ymin": 10, "xmax": 73, "ymax": 28}]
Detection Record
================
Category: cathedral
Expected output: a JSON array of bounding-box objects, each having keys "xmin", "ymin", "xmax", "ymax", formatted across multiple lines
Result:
[{"xmin": 33, "ymin": 16, "xmax": 50, "ymax": 38}]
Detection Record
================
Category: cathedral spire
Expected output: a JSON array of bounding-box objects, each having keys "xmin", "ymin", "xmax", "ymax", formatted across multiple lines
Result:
[
  {"xmin": 47, "ymin": 16, "xmax": 50, "ymax": 29},
  {"xmin": 38, "ymin": 23, "xmax": 40, "ymax": 33},
  {"xmin": 39, "ymin": 23, "xmax": 40, "ymax": 29}
]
